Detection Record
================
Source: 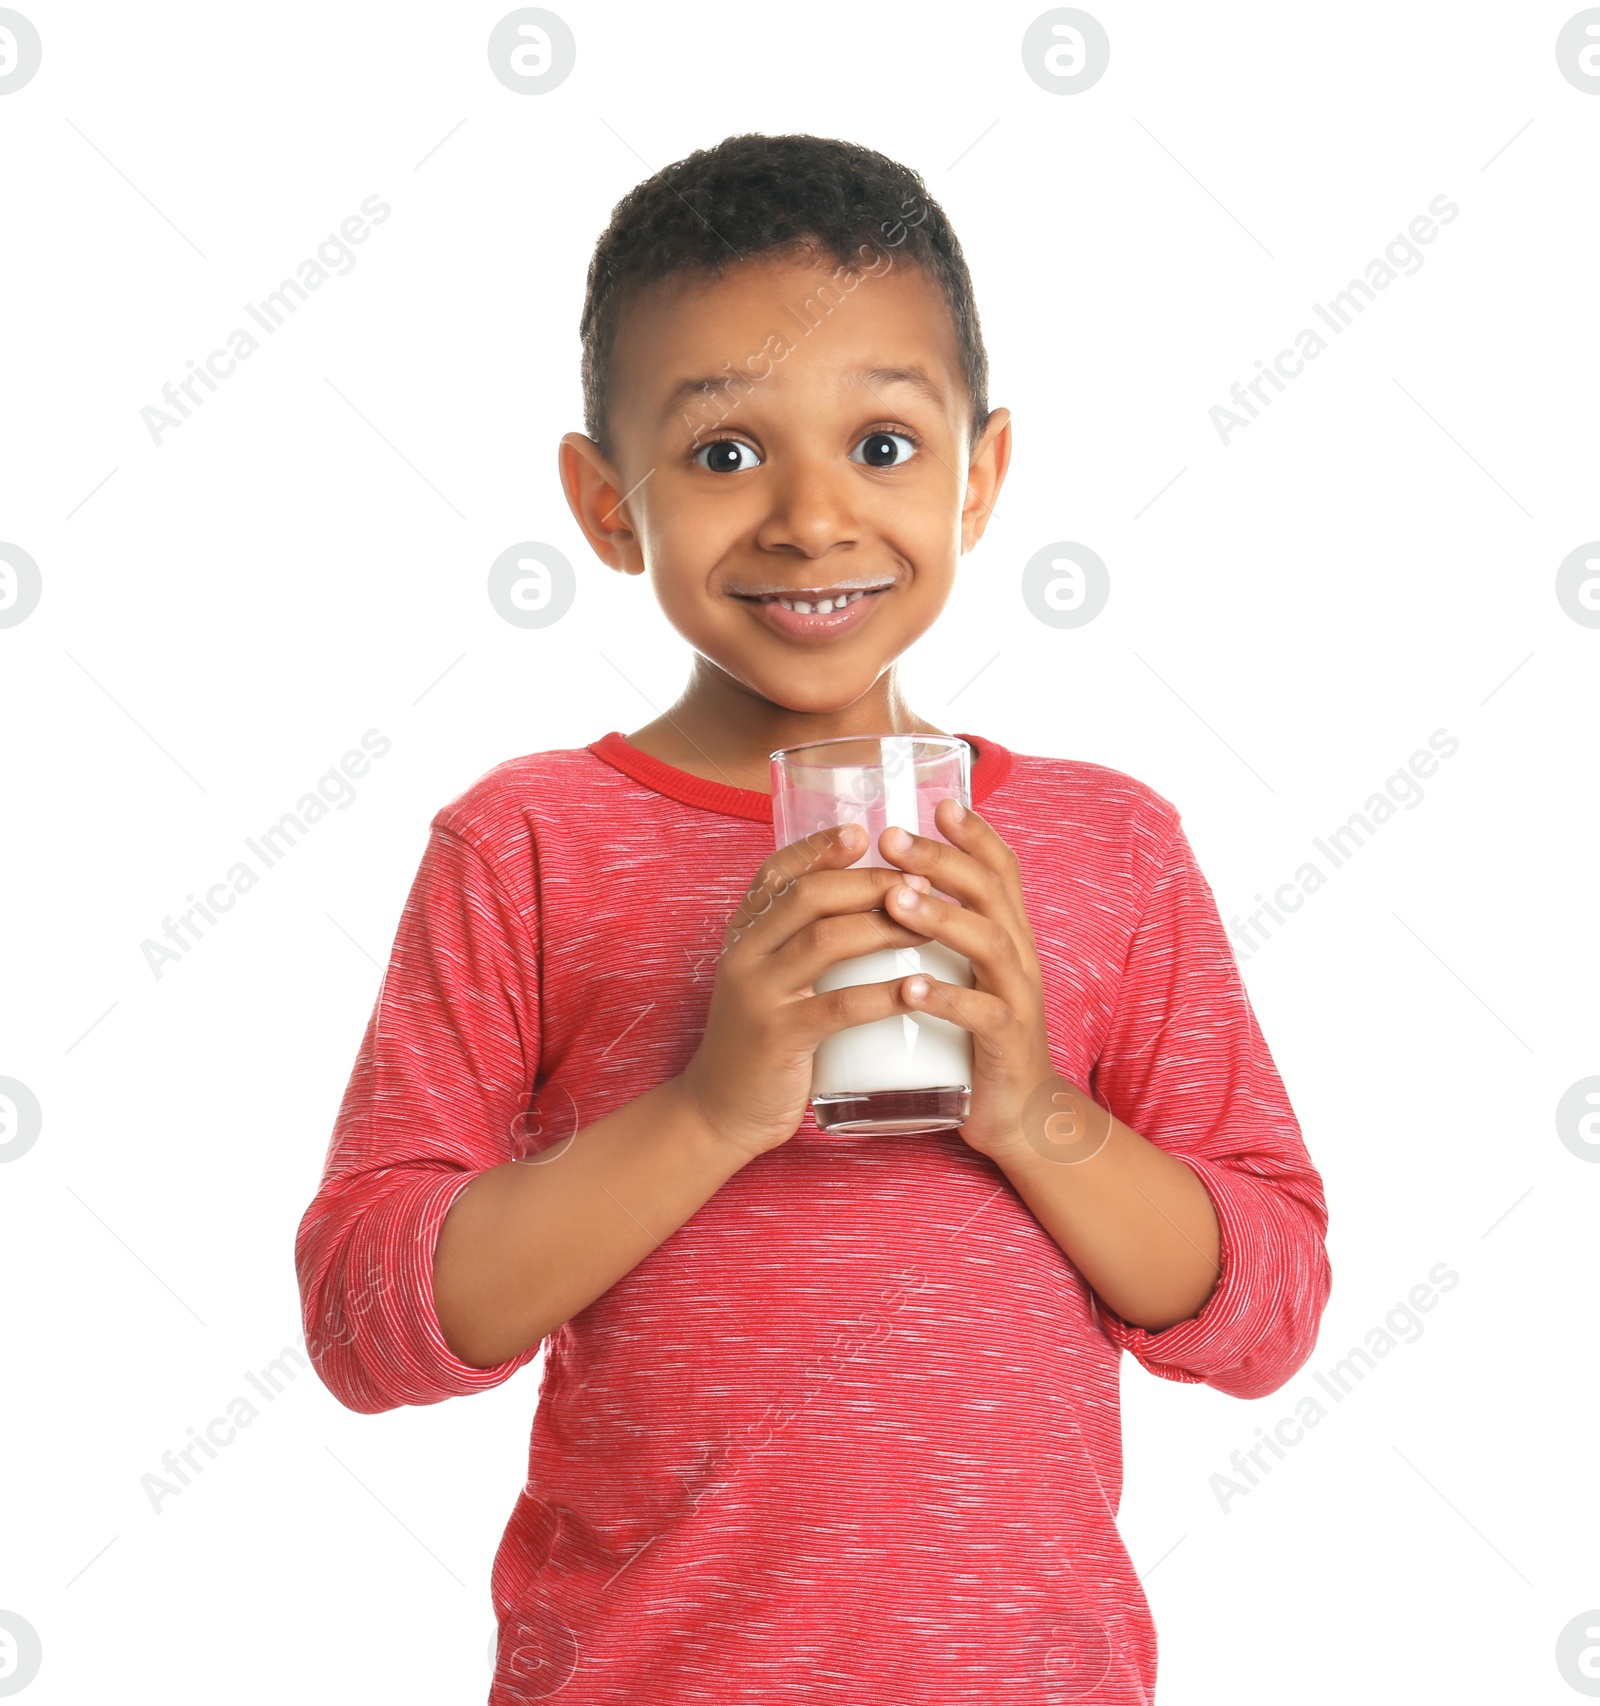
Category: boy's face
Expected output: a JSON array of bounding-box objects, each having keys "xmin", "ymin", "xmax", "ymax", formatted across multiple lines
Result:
[{"xmin": 559, "ymin": 248, "xmax": 1011, "ymax": 720}]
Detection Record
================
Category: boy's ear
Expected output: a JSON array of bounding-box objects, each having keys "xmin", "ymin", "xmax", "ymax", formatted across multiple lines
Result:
[
  {"xmin": 558, "ymin": 432, "xmax": 646, "ymax": 575},
  {"xmin": 960, "ymin": 406, "xmax": 1013, "ymax": 555}
]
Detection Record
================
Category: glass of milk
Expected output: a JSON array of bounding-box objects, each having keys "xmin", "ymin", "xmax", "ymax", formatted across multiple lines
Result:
[{"xmin": 770, "ymin": 734, "xmax": 974, "ymax": 1135}]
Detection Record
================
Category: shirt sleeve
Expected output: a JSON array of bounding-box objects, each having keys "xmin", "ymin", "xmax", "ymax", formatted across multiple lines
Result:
[
  {"xmin": 1086, "ymin": 810, "xmax": 1332, "ymax": 1401},
  {"xmin": 294, "ymin": 819, "xmax": 543, "ymax": 1414}
]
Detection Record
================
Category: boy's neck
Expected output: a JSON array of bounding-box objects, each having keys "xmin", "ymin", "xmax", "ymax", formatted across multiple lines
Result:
[{"xmin": 624, "ymin": 675, "xmax": 950, "ymax": 796}]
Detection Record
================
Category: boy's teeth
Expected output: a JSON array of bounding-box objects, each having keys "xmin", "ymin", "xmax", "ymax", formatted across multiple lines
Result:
[{"xmin": 772, "ymin": 589, "xmax": 868, "ymax": 614}]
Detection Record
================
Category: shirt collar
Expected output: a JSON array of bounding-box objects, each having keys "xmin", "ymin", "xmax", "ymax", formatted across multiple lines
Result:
[{"xmin": 587, "ymin": 729, "xmax": 1014, "ymax": 822}]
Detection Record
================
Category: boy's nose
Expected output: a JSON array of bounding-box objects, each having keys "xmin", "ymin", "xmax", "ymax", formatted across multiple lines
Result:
[{"xmin": 754, "ymin": 459, "xmax": 862, "ymax": 556}]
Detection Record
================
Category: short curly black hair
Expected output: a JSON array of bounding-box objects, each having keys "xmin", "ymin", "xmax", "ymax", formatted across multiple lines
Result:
[{"xmin": 579, "ymin": 132, "xmax": 991, "ymax": 465}]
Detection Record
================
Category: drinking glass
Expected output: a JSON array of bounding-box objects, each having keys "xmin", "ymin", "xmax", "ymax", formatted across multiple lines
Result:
[{"xmin": 770, "ymin": 734, "xmax": 973, "ymax": 1135}]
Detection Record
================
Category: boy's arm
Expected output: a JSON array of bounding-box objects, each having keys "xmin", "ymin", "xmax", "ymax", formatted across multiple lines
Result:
[
  {"xmin": 430, "ymin": 1078, "xmax": 750, "ymax": 1369},
  {"xmin": 1037, "ymin": 810, "xmax": 1332, "ymax": 1402},
  {"xmin": 296, "ymin": 815, "xmax": 755, "ymax": 1410},
  {"xmin": 293, "ymin": 819, "xmax": 558, "ymax": 1412}
]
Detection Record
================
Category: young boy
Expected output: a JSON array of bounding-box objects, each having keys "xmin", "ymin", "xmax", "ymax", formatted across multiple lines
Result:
[{"xmin": 296, "ymin": 132, "xmax": 1331, "ymax": 1702}]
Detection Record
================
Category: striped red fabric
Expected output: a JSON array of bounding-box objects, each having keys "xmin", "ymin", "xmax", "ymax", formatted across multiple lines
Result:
[{"xmin": 295, "ymin": 730, "xmax": 1331, "ymax": 1702}]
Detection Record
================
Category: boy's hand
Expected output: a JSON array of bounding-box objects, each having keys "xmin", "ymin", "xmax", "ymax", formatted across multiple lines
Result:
[
  {"xmin": 875, "ymin": 800, "xmax": 1057, "ymax": 1161},
  {"xmin": 675, "ymin": 824, "xmax": 937, "ymax": 1159}
]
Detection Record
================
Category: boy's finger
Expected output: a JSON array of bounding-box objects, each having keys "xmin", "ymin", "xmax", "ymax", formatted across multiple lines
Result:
[
  {"xmin": 884, "ymin": 884, "xmax": 1028, "ymax": 1004},
  {"xmin": 878, "ymin": 808, "xmax": 1019, "ymax": 914},
  {"xmin": 767, "ymin": 910, "xmax": 934, "ymax": 996},
  {"xmin": 898, "ymin": 972, "xmax": 1013, "ymax": 1046},
  {"xmin": 768, "ymin": 821, "xmax": 863, "ymax": 883},
  {"xmin": 794, "ymin": 968, "xmax": 1008, "ymax": 1050},
  {"xmin": 741, "ymin": 825, "xmax": 855, "ymax": 910},
  {"xmin": 792, "ymin": 974, "xmax": 913, "ymax": 1049},
  {"xmin": 729, "ymin": 865, "xmax": 928, "ymax": 955},
  {"xmin": 729, "ymin": 825, "xmax": 875, "ymax": 943},
  {"xmin": 937, "ymin": 801, "xmax": 1018, "ymax": 875}
]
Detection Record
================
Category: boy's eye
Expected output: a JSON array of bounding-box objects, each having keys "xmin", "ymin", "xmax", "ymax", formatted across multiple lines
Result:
[
  {"xmin": 694, "ymin": 439, "xmax": 762, "ymax": 474},
  {"xmin": 850, "ymin": 430, "xmax": 918, "ymax": 469}
]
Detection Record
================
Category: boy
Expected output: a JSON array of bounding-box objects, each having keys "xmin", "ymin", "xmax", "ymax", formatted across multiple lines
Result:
[{"xmin": 296, "ymin": 132, "xmax": 1331, "ymax": 1702}]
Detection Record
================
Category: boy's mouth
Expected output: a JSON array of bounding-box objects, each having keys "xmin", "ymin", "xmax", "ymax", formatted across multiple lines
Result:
[{"xmin": 730, "ymin": 582, "xmax": 892, "ymax": 641}]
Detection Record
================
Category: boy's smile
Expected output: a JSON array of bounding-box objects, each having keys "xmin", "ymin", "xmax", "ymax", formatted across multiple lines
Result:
[{"xmin": 559, "ymin": 246, "xmax": 1011, "ymax": 789}]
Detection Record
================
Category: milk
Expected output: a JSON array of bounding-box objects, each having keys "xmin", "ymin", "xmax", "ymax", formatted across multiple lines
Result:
[{"xmin": 810, "ymin": 940, "xmax": 974, "ymax": 1096}]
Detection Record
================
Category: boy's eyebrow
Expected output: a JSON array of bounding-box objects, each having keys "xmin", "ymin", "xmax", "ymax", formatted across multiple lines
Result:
[
  {"xmin": 657, "ymin": 363, "xmax": 946, "ymax": 425},
  {"xmin": 850, "ymin": 364, "xmax": 947, "ymax": 410}
]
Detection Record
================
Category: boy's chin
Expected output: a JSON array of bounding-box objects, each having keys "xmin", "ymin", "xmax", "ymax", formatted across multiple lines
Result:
[{"xmin": 721, "ymin": 662, "xmax": 903, "ymax": 718}]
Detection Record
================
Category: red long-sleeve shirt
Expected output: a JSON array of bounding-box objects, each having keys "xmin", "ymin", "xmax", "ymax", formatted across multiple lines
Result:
[{"xmin": 295, "ymin": 729, "xmax": 1331, "ymax": 1703}]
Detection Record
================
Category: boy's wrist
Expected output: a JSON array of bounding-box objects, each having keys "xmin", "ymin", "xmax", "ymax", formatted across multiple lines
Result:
[{"xmin": 658, "ymin": 1074, "xmax": 768, "ymax": 1171}]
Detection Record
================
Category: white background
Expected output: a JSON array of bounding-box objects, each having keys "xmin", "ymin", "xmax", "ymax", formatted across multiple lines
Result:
[{"xmin": 3, "ymin": 2, "xmax": 1597, "ymax": 1700}]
